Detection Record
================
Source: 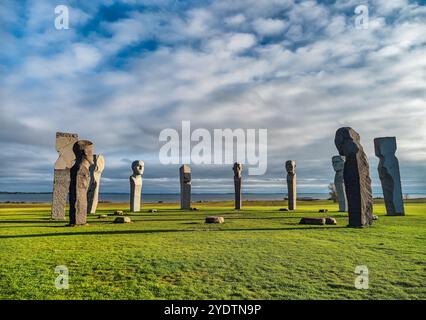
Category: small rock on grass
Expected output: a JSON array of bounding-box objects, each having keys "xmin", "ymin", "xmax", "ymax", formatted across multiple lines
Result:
[
  {"xmin": 114, "ymin": 217, "xmax": 131, "ymax": 223},
  {"xmin": 299, "ymin": 217, "xmax": 326, "ymax": 225},
  {"xmin": 373, "ymin": 215, "xmax": 379, "ymax": 220},
  {"xmin": 205, "ymin": 216, "xmax": 224, "ymax": 224},
  {"xmin": 98, "ymin": 214, "xmax": 108, "ymax": 219},
  {"xmin": 114, "ymin": 210, "xmax": 125, "ymax": 216},
  {"xmin": 279, "ymin": 208, "xmax": 290, "ymax": 212},
  {"xmin": 149, "ymin": 209, "xmax": 158, "ymax": 213},
  {"xmin": 325, "ymin": 217, "xmax": 337, "ymax": 225}
]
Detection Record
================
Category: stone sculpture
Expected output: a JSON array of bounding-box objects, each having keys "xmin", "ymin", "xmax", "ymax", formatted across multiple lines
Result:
[
  {"xmin": 374, "ymin": 137, "xmax": 405, "ymax": 216},
  {"xmin": 233, "ymin": 162, "xmax": 243, "ymax": 210},
  {"xmin": 130, "ymin": 160, "xmax": 144, "ymax": 212},
  {"xmin": 69, "ymin": 140, "xmax": 94, "ymax": 226},
  {"xmin": 179, "ymin": 165, "xmax": 191, "ymax": 210},
  {"xmin": 51, "ymin": 132, "xmax": 79, "ymax": 220},
  {"xmin": 285, "ymin": 160, "xmax": 297, "ymax": 210},
  {"xmin": 335, "ymin": 127, "xmax": 373, "ymax": 228},
  {"xmin": 87, "ymin": 154, "xmax": 105, "ymax": 214},
  {"xmin": 332, "ymin": 155, "xmax": 347, "ymax": 212}
]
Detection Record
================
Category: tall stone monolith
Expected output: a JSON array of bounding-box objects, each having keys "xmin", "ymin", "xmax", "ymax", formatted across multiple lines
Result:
[
  {"xmin": 69, "ymin": 140, "xmax": 94, "ymax": 226},
  {"xmin": 233, "ymin": 162, "xmax": 243, "ymax": 210},
  {"xmin": 51, "ymin": 132, "xmax": 79, "ymax": 220},
  {"xmin": 374, "ymin": 137, "xmax": 405, "ymax": 216},
  {"xmin": 285, "ymin": 160, "xmax": 297, "ymax": 210},
  {"xmin": 87, "ymin": 154, "xmax": 105, "ymax": 214},
  {"xmin": 130, "ymin": 160, "xmax": 144, "ymax": 212},
  {"xmin": 332, "ymin": 155, "xmax": 347, "ymax": 212},
  {"xmin": 180, "ymin": 165, "xmax": 191, "ymax": 210},
  {"xmin": 335, "ymin": 127, "xmax": 373, "ymax": 228}
]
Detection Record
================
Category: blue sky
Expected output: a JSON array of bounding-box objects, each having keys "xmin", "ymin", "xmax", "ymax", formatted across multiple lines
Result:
[{"xmin": 0, "ymin": 0, "xmax": 425, "ymax": 194}]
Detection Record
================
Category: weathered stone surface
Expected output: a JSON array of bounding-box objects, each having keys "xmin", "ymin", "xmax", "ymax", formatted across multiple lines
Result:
[
  {"xmin": 299, "ymin": 217, "xmax": 325, "ymax": 225},
  {"xmin": 69, "ymin": 140, "xmax": 94, "ymax": 226},
  {"xmin": 51, "ymin": 132, "xmax": 78, "ymax": 220},
  {"xmin": 332, "ymin": 155, "xmax": 347, "ymax": 212},
  {"xmin": 180, "ymin": 165, "xmax": 191, "ymax": 210},
  {"xmin": 130, "ymin": 160, "xmax": 144, "ymax": 212},
  {"xmin": 285, "ymin": 160, "xmax": 297, "ymax": 210},
  {"xmin": 374, "ymin": 137, "xmax": 405, "ymax": 216},
  {"xmin": 87, "ymin": 154, "xmax": 105, "ymax": 214},
  {"xmin": 205, "ymin": 216, "xmax": 225, "ymax": 224},
  {"xmin": 325, "ymin": 217, "xmax": 337, "ymax": 225},
  {"xmin": 114, "ymin": 216, "xmax": 131, "ymax": 223},
  {"xmin": 51, "ymin": 169, "xmax": 71, "ymax": 220},
  {"xmin": 233, "ymin": 162, "xmax": 243, "ymax": 210},
  {"xmin": 335, "ymin": 127, "xmax": 373, "ymax": 228}
]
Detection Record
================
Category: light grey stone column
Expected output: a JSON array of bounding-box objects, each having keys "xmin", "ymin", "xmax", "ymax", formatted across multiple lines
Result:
[
  {"xmin": 51, "ymin": 132, "xmax": 78, "ymax": 220},
  {"xmin": 130, "ymin": 160, "xmax": 144, "ymax": 212},
  {"xmin": 332, "ymin": 155, "xmax": 347, "ymax": 212},
  {"xmin": 87, "ymin": 154, "xmax": 105, "ymax": 214}
]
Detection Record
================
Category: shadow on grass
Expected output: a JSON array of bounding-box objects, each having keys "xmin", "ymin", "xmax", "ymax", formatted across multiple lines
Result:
[
  {"xmin": 0, "ymin": 215, "xmax": 336, "ymax": 225},
  {"xmin": 0, "ymin": 225, "xmax": 345, "ymax": 239}
]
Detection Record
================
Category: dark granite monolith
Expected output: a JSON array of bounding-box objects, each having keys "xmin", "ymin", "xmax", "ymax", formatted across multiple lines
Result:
[
  {"xmin": 233, "ymin": 162, "xmax": 243, "ymax": 210},
  {"xmin": 374, "ymin": 137, "xmax": 405, "ymax": 216},
  {"xmin": 335, "ymin": 127, "xmax": 373, "ymax": 228},
  {"xmin": 180, "ymin": 165, "xmax": 191, "ymax": 210},
  {"xmin": 285, "ymin": 160, "xmax": 297, "ymax": 210}
]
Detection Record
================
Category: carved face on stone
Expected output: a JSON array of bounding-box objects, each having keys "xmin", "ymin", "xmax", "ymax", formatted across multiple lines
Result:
[
  {"xmin": 374, "ymin": 137, "xmax": 396, "ymax": 159},
  {"xmin": 332, "ymin": 155, "xmax": 345, "ymax": 172},
  {"xmin": 233, "ymin": 162, "xmax": 243, "ymax": 178},
  {"xmin": 335, "ymin": 127, "xmax": 360, "ymax": 157},
  {"xmin": 285, "ymin": 160, "xmax": 296, "ymax": 175},
  {"xmin": 74, "ymin": 140, "xmax": 94, "ymax": 165},
  {"xmin": 180, "ymin": 165, "xmax": 191, "ymax": 184},
  {"xmin": 131, "ymin": 160, "xmax": 144, "ymax": 176}
]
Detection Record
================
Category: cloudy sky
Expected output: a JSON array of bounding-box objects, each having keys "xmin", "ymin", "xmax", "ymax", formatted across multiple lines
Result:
[{"xmin": 0, "ymin": 0, "xmax": 425, "ymax": 194}]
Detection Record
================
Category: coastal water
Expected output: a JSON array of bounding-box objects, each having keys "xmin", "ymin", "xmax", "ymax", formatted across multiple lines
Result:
[{"xmin": 1, "ymin": 193, "xmax": 425, "ymax": 203}]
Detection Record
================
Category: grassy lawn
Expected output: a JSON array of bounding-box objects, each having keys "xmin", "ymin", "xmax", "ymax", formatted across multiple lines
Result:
[{"xmin": 0, "ymin": 199, "xmax": 425, "ymax": 300}]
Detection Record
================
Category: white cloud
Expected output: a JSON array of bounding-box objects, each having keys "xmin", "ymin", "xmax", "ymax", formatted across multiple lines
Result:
[
  {"xmin": 253, "ymin": 18, "xmax": 287, "ymax": 36},
  {"xmin": 1, "ymin": 0, "xmax": 425, "ymax": 193}
]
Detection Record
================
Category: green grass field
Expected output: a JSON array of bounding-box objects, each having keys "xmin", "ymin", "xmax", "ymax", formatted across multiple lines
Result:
[{"xmin": 0, "ymin": 199, "xmax": 425, "ymax": 300}]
